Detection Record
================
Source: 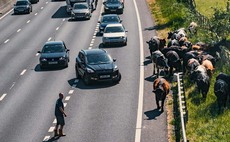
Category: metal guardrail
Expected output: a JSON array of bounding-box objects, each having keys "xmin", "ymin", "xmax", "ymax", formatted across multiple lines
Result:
[{"xmin": 174, "ymin": 72, "xmax": 188, "ymax": 142}]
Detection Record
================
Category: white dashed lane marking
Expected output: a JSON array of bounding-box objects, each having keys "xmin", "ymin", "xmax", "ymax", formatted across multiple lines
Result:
[
  {"xmin": 48, "ymin": 126, "xmax": 55, "ymax": 132},
  {"xmin": 36, "ymin": 53, "xmax": 39, "ymax": 56},
  {"xmin": 20, "ymin": 69, "xmax": 26, "ymax": 75},
  {"xmin": 17, "ymin": 29, "xmax": 21, "ymax": 32},
  {"xmin": 64, "ymin": 103, "xmax": 67, "ymax": 107},
  {"xmin": 9, "ymin": 82, "xmax": 15, "ymax": 90},
  {"xmin": 27, "ymin": 20, "xmax": 30, "ymax": 23},
  {"xmin": 41, "ymin": 7, "xmax": 44, "ymax": 10},
  {"xmin": 68, "ymin": 90, "xmax": 74, "ymax": 94},
  {"xmin": 43, "ymin": 136, "xmax": 50, "ymax": 141},
  {"xmin": 4, "ymin": 39, "xmax": 9, "ymax": 43},
  {"xmin": 65, "ymin": 96, "xmax": 71, "ymax": 101},
  {"xmin": 35, "ymin": 13, "xmax": 38, "ymax": 16},
  {"xmin": 0, "ymin": 93, "xmax": 7, "ymax": 101},
  {"xmin": 56, "ymin": 27, "xmax": 59, "ymax": 31},
  {"xmin": 46, "ymin": 1, "xmax": 48, "ymax": 4},
  {"xmin": 48, "ymin": 37, "xmax": 52, "ymax": 41}
]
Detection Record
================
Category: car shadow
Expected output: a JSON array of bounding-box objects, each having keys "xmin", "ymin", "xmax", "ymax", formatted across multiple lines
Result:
[
  {"xmin": 51, "ymin": 6, "xmax": 70, "ymax": 19},
  {"xmin": 68, "ymin": 78, "xmax": 118, "ymax": 90},
  {"xmin": 34, "ymin": 64, "xmax": 67, "ymax": 72},
  {"xmin": 67, "ymin": 18, "xmax": 90, "ymax": 22},
  {"xmin": 98, "ymin": 43, "xmax": 124, "ymax": 49},
  {"xmin": 144, "ymin": 108, "xmax": 162, "ymax": 120}
]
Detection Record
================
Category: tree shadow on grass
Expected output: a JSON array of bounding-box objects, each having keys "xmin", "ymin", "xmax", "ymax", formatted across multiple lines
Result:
[{"xmin": 144, "ymin": 21, "xmax": 172, "ymax": 31}]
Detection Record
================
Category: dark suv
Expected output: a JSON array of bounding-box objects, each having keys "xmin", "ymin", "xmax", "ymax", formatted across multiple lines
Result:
[
  {"xmin": 103, "ymin": 0, "xmax": 124, "ymax": 14},
  {"xmin": 75, "ymin": 49, "xmax": 121, "ymax": 85}
]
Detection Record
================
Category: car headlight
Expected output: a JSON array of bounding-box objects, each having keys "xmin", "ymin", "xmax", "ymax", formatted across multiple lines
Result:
[
  {"xmin": 86, "ymin": 68, "xmax": 94, "ymax": 73},
  {"xmin": 104, "ymin": 6, "xmax": 109, "ymax": 9},
  {"xmin": 118, "ymin": 5, "xmax": 123, "ymax": 9},
  {"xmin": 59, "ymin": 57, "xmax": 66, "ymax": 60},
  {"xmin": 113, "ymin": 65, "xmax": 118, "ymax": 71},
  {"xmin": 40, "ymin": 58, "xmax": 47, "ymax": 62}
]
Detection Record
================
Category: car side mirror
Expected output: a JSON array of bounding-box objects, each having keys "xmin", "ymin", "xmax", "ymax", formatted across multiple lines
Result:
[
  {"xmin": 113, "ymin": 58, "xmax": 117, "ymax": 62},
  {"xmin": 125, "ymin": 30, "xmax": 128, "ymax": 32},
  {"xmin": 67, "ymin": 49, "xmax": 70, "ymax": 52},
  {"xmin": 37, "ymin": 51, "xmax": 41, "ymax": 53},
  {"xmin": 120, "ymin": 19, "xmax": 122, "ymax": 23},
  {"xmin": 103, "ymin": 2, "xmax": 106, "ymax": 5},
  {"xmin": 98, "ymin": 21, "xmax": 100, "ymax": 23}
]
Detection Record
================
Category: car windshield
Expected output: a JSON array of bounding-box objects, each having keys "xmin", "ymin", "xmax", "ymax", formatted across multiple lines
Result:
[
  {"xmin": 74, "ymin": 4, "xmax": 88, "ymax": 9},
  {"xmin": 104, "ymin": 26, "xmax": 124, "ymax": 33},
  {"xmin": 107, "ymin": 0, "xmax": 120, "ymax": 4},
  {"xmin": 86, "ymin": 53, "xmax": 112, "ymax": 65},
  {"xmin": 102, "ymin": 16, "xmax": 119, "ymax": 23},
  {"xmin": 42, "ymin": 44, "xmax": 65, "ymax": 53},
  {"xmin": 16, "ymin": 1, "xmax": 28, "ymax": 5}
]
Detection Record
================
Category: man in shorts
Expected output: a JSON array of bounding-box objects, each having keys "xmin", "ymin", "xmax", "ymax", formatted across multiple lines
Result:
[{"xmin": 54, "ymin": 93, "xmax": 67, "ymax": 137}]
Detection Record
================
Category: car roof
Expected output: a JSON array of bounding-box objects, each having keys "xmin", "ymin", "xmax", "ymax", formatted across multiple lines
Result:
[
  {"xmin": 102, "ymin": 14, "xmax": 119, "ymax": 17},
  {"xmin": 105, "ymin": 23, "xmax": 123, "ymax": 27},
  {"xmin": 73, "ymin": 2, "xmax": 88, "ymax": 5},
  {"xmin": 82, "ymin": 49, "xmax": 107, "ymax": 55},
  {"xmin": 44, "ymin": 41, "xmax": 64, "ymax": 45}
]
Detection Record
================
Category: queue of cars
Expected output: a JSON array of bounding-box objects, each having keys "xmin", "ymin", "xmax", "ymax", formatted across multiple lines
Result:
[{"xmin": 35, "ymin": 0, "xmax": 126, "ymax": 85}]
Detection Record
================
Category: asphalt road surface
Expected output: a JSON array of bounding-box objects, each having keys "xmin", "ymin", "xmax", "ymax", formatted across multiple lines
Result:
[{"xmin": 0, "ymin": 0, "xmax": 167, "ymax": 142}]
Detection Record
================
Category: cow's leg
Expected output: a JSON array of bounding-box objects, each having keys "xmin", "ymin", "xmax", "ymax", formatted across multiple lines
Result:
[
  {"xmin": 155, "ymin": 95, "xmax": 160, "ymax": 110},
  {"xmin": 161, "ymin": 97, "xmax": 166, "ymax": 112},
  {"xmin": 153, "ymin": 63, "xmax": 155, "ymax": 75}
]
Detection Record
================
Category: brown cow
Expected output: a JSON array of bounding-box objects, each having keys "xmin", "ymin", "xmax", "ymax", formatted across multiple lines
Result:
[
  {"xmin": 152, "ymin": 77, "xmax": 170, "ymax": 112},
  {"xmin": 202, "ymin": 59, "xmax": 215, "ymax": 77}
]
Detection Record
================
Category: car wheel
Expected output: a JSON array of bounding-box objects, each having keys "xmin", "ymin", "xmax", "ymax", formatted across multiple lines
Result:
[
  {"xmin": 83, "ymin": 74, "xmax": 91, "ymax": 85},
  {"xmin": 65, "ymin": 62, "xmax": 68, "ymax": 68},
  {"xmin": 40, "ymin": 64, "xmax": 44, "ymax": 70},
  {"xmin": 113, "ymin": 73, "xmax": 121, "ymax": 84}
]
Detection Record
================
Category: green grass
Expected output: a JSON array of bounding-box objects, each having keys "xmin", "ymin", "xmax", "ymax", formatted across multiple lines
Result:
[
  {"xmin": 148, "ymin": 0, "xmax": 230, "ymax": 141},
  {"xmin": 184, "ymin": 63, "xmax": 230, "ymax": 142},
  {"xmin": 194, "ymin": 0, "xmax": 228, "ymax": 18}
]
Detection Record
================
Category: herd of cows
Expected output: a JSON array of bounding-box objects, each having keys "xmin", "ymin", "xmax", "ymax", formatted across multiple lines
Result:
[{"xmin": 147, "ymin": 22, "xmax": 230, "ymax": 113}]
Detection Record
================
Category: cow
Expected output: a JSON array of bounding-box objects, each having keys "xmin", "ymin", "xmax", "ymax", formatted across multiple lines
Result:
[
  {"xmin": 186, "ymin": 58, "xmax": 200, "ymax": 74},
  {"xmin": 151, "ymin": 50, "xmax": 169, "ymax": 77},
  {"xmin": 190, "ymin": 65, "xmax": 210, "ymax": 99},
  {"xmin": 165, "ymin": 50, "xmax": 182, "ymax": 77},
  {"xmin": 214, "ymin": 72, "xmax": 230, "ymax": 113},
  {"xmin": 146, "ymin": 37, "xmax": 166, "ymax": 57},
  {"xmin": 214, "ymin": 79, "xmax": 229, "ymax": 113},
  {"xmin": 152, "ymin": 77, "xmax": 170, "ymax": 112},
  {"xmin": 201, "ymin": 59, "xmax": 215, "ymax": 77}
]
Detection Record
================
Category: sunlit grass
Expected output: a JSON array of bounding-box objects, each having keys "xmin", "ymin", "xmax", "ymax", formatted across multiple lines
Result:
[{"xmin": 194, "ymin": 0, "xmax": 228, "ymax": 18}]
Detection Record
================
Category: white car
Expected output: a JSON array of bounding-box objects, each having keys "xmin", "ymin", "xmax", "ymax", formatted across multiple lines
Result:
[{"xmin": 102, "ymin": 23, "xmax": 127, "ymax": 46}]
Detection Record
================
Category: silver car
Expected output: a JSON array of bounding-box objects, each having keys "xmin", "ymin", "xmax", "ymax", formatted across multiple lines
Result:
[
  {"xmin": 71, "ymin": 2, "xmax": 92, "ymax": 20},
  {"xmin": 102, "ymin": 23, "xmax": 128, "ymax": 46}
]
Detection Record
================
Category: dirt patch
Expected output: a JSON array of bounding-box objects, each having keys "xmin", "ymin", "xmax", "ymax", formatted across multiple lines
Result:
[{"xmin": 0, "ymin": 0, "xmax": 16, "ymax": 15}]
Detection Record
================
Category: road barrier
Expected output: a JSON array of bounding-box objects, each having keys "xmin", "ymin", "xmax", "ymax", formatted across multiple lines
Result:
[{"xmin": 174, "ymin": 72, "xmax": 188, "ymax": 142}]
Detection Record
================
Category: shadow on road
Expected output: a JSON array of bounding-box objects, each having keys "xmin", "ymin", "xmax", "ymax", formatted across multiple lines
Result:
[
  {"xmin": 51, "ymin": 6, "xmax": 70, "ymax": 19},
  {"xmin": 144, "ymin": 108, "xmax": 162, "ymax": 120},
  {"xmin": 34, "ymin": 64, "xmax": 67, "ymax": 72},
  {"xmin": 43, "ymin": 136, "xmax": 59, "ymax": 142}
]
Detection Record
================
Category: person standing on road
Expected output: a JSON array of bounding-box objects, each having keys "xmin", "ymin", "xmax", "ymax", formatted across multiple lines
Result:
[{"xmin": 54, "ymin": 93, "xmax": 67, "ymax": 137}]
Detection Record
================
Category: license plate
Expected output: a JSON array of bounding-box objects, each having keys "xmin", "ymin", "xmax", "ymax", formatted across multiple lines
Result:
[
  {"xmin": 48, "ymin": 61, "xmax": 58, "ymax": 64},
  {"xmin": 111, "ymin": 9, "xmax": 116, "ymax": 12},
  {"xmin": 100, "ymin": 75, "xmax": 110, "ymax": 78}
]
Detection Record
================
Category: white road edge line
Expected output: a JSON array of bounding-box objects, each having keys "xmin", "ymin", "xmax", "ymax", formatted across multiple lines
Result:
[
  {"xmin": 133, "ymin": 0, "xmax": 144, "ymax": 141},
  {"xmin": 20, "ymin": 69, "xmax": 27, "ymax": 75},
  {"xmin": 0, "ymin": 93, "xmax": 7, "ymax": 101},
  {"xmin": 0, "ymin": 9, "xmax": 13, "ymax": 20}
]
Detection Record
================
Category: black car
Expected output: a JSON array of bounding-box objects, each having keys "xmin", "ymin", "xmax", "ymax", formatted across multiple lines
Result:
[
  {"xmin": 14, "ymin": 0, "xmax": 32, "ymax": 14},
  {"xmin": 38, "ymin": 41, "xmax": 70, "ymax": 69},
  {"xmin": 98, "ymin": 14, "xmax": 122, "ymax": 33},
  {"xmin": 75, "ymin": 49, "xmax": 121, "ymax": 85},
  {"xmin": 103, "ymin": 0, "xmax": 124, "ymax": 14}
]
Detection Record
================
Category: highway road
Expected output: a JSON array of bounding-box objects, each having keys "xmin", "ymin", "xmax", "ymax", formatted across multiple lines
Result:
[{"xmin": 0, "ymin": 0, "xmax": 167, "ymax": 142}]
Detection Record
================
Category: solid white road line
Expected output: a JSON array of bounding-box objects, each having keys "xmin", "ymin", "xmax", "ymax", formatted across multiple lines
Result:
[
  {"xmin": 0, "ymin": 9, "xmax": 13, "ymax": 20},
  {"xmin": 133, "ymin": 0, "xmax": 144, "ymax": 141},
  {"xmin": 0, "ymin": 93, "xmax": 7, "ymax": 101},
  {"xmin": 20, "ymin": 69, "xmax": 26, "ymax": 75}
]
